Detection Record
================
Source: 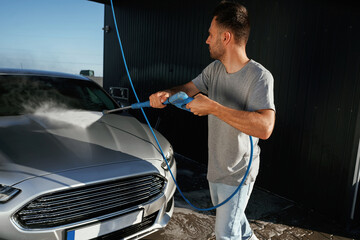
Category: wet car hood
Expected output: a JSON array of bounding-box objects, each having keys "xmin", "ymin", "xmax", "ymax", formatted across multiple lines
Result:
[{"xmin": 0, "ymin": 113, "xmax": 166, "ymax": 186}]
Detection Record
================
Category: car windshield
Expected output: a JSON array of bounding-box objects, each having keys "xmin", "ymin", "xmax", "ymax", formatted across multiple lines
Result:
[{"xmin": 0, "ymin": 75, "xmax": 117, "ymax": 116}]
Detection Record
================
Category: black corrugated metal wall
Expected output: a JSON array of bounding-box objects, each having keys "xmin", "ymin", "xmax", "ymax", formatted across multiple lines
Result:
[
  {"xmin": 103, "ymin": 0, "xmax": 211, "ymax": 164},
  {"xmin": 102, "ymin": 0, "xmax": 360, "ymax": 222}
]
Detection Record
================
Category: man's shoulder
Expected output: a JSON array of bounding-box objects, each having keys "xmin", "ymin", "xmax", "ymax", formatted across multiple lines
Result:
[
  {"xmin": 247, "ymin": 59, "xmax": 272, "ymax": 75},
  {"xmin": 203, "ymin": 60, "xmax": 224, "ymax": 77},
  {"xmin": 206, "ymin": 60, "xmax": 223, "ymax": 70}
]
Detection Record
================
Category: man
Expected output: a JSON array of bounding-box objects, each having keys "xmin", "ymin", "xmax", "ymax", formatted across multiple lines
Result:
[{"xmin": 149, "ymin": 1, "xmax": 275, "ymax": 239}]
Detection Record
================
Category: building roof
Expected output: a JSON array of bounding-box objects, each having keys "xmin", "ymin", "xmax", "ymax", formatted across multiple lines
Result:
[{"xmin": 88, "ymin": 0, "xmax": 109, "ymax": 4}]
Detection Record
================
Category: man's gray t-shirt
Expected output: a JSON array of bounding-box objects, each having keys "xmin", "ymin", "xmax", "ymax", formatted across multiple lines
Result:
[{"xmin": 192, "ymin": 60, "xmax": 275, "ymax": 186}]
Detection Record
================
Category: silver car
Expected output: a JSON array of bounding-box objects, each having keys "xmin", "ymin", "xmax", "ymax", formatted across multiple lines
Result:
[{"xmin": 0, "ymin": 69, "xmax": 176, "ymax": 240}]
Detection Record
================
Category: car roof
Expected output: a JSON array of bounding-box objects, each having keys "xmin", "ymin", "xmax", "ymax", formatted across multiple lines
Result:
[{"xmin": 0, "ymin": 68, "xmax": 91, "ymax": 81}]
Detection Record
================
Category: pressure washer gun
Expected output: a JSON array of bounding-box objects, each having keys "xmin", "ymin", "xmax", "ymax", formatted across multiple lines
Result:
[{"xmin": 103, "ymin": 91, "xmax": 194, "ymax": 114}]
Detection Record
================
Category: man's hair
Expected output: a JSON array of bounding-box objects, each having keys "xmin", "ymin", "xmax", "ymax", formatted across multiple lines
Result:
[{"xmin": 213, "ymin": 1, "xmax": 250, "ymax": 44}]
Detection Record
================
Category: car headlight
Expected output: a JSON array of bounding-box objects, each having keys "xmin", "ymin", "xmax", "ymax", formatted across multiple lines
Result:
[
  {"xmin": 0, "ymin": 184, "xmax": 21, "ymax": 203},
  {"xmin": 161, "ymin": 145, "xmax": 174, "ymax": 170}
]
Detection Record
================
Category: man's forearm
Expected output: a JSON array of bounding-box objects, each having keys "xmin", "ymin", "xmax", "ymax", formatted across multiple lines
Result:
[
  {"xmin": 211, "ymin": 103, "xmax": 275, "ymax": 140},
  {"xmin": 167, "ymin": 82, "xmax": 200, "ymax": 97},
  {"xmin": 187, "ymin": 94, "xmax": 275, "ymax": 139}
]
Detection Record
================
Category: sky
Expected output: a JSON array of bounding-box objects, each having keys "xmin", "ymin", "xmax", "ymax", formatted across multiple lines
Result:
[{"xmin": 0, "ymin": 0, "xmax": 104, "ymax": 76}]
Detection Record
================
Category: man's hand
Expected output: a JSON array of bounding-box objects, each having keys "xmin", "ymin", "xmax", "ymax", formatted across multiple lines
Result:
[
  {"xmin": 149, "ymin": 82, "xmax": 200, "ymax": 109},
  {"xmin": 186, "ymin": 94, "xmax": 218, "ymax": 116},
  {"xmin": 149, "ymin": 91, "xmax": 171, "ymax": 108}
]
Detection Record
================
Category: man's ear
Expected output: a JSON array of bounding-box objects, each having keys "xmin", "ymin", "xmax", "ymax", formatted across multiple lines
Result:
[{"xmin": 223, "ymin": 31, "xmax": 231, "ymax": 45}]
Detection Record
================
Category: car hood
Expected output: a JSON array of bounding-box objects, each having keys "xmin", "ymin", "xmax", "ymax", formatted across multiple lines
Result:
[{"xmin": 0, "ymin": 113, "xmax": 167, "ymax": 186}]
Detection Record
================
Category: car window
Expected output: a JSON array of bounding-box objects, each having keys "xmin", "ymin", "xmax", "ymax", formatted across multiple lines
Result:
[{"xmin": 0, "ymin": 75, "xmax": 117, "ymax": 116}]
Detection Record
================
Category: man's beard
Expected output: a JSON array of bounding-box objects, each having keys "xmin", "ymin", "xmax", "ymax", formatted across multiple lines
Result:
[{"xmin": 209, "ymin": 44, "xmax": 224, "ymax": 60}]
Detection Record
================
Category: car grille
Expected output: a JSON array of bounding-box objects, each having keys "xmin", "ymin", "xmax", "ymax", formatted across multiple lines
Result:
[{"xmin": 15, "ymin": 174, "xmax": 166, "ymax": 229}]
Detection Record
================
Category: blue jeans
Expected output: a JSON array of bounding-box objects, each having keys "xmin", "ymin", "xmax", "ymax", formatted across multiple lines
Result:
[{"xmin": 209, "ymin": 182, "xmax": 254, "ymax": 240}]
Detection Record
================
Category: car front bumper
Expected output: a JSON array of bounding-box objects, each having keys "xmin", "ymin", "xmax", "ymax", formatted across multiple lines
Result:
[{"xmin": 0, "ymin": 159, "xmax": 177, "ymax": 240}]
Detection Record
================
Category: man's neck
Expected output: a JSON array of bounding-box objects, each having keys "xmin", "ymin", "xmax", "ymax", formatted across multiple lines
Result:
[{"xmin": 221, "ymin": 45, "xmax": 250, "ymax": 74}]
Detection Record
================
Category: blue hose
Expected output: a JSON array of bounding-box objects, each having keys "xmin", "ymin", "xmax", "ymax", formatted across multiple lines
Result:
[{"xmin": 110, "ymin": 0, "xmax": 253, "ymax": 211}]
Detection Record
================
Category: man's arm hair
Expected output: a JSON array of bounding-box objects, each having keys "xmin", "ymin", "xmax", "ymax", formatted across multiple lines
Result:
[{"xmin": 166, "ymin": 81, "xmax": 200, "ymax": 97}]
